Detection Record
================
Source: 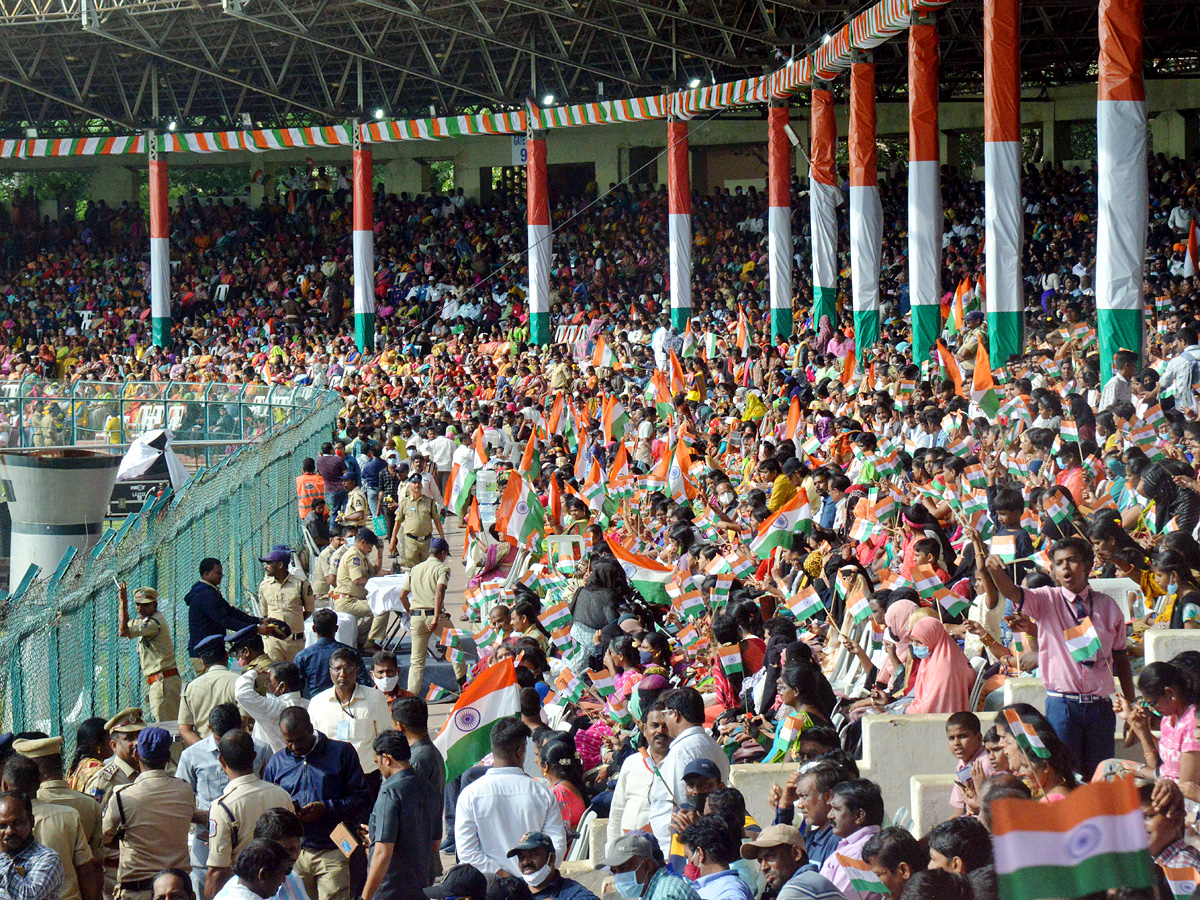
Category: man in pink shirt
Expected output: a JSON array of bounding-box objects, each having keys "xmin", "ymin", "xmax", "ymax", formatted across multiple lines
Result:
[
  {"xmin": 817, "ymin": 780, "xmax": 884, "ymax": 900},
  {"xmin": 984, "ymin": 536, "xmax": 1135, "ymax": 777}
]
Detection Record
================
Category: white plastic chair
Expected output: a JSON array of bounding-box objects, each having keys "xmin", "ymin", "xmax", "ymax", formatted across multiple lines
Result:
[{"xmin": 1089, "ymin": 577, "xmax": 1142, "ymax": 622}]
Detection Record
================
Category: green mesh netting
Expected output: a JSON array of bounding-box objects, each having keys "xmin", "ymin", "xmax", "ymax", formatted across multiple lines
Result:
[{"xmin": 0, "ymin": 388, "xmax": 339, "ymax": 755}]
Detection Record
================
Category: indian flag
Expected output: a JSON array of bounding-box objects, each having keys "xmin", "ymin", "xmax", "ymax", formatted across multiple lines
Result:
[
  {"xmin": 592, "ymin": 334, "xmax": 618, "ymax": 369},
  {"xmin": 750, "ymin": 492, "xmax": 811, "ymax": 559},
  {"xmin": 496, "ymin": 474, "xmax": 546, "ymax": 548},
  {"xmin": 433, "ymin": 659, "xmax": 520, "ymax": 781},
  {"xmin": 606, "ymin": 537, "xmax": 674, "ymax": 606},
  {"xmin": 835, "ymin": 855, "xmax": 888, "ymax": 896},
  {"xmin": 1162, "ymin": 866, "xmax": 1200, "ymax": 900},
  {"xmin": 991, "ymin": 776, "xmax": 1153, "ymax": 900},
  {"xmin": 444, "ymin": 463, "xmax": 476, "ymax": 517},
  {"xmin": 935, "ymin": 588, "xmax": 969, "ymax": 619},
  {"xmin": 990, "ymin": 534, "xmax": 1018, "ymax": 563},
  {"xmin": 911, "ymin": 564, "xmax": 943, "ymax": 600},
  {"xmin": 787, "ymin": 585, "xmax": 824, "ymax": 622},
  {"xmin": 965, "ymin": 463, "xmax": 987, "ymax": 489},
  {"xmin": 1065, "ymin": 617, "xmax": 1102, "ymax": 663},
  {"xmin": 1003, "ymin": 708, "xmax": 1050, "ymax": 759},
  {"xmin": 587, "ymin": 667, "xmax": 616, "ymax": 697},
  {"xmin": 540, "ymin": 600, "xmax": 573, "ymax": 632},
  {"xmin": 426, "ymin": 684, "xmax": 454, "ymax": 702},
  {"xmin": 674, "ymin": 586, "xmax": 706, "ymax": 621},
  {"xmin": 777, "ymin": 714, "xmax": 806, "ymax": 746},
  {"xmin": 473, "ymin": 625, "xmax": 497, "ymax": 650},
  {"xmin": 717, "ymin": 643, "xmax": 743, "ymax": 675},
  {"xmin": 846, "ymin": 582, "xmax": 872, "ymax": 624}
]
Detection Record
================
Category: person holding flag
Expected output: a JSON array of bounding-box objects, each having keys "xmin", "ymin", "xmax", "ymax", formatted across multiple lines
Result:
[{"xmin": 985, "ymin": 538, "xmax": 1135, "ymax": 778}]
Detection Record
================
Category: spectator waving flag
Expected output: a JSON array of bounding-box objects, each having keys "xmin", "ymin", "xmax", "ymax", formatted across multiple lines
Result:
[
  {"xmin": 1003, "ymin": 708, "xmax": 1050, "ymax": 759},
  {"xmin": 444, "ymin": 463, "xmax": 476, "ymax": 517},
  {"xmin": 717, "ymin": 643, "xmax": 743, "ymax": 675},
  {"xmin": 911, "ymin": 564, "xmax": 943, "ymax": 600},
  {"xmin": 496, "ymin": 474, "xmax": 546, "ymax": 548},
  {"xmin": 991, "ymin": 777, "xmax": 1153, "ymax": 900},
  {"xmin": 935, "ymin": 588, "xmax": 969, "ymax": 619},
  {"xmin": 539, "ymin": 600, "xmax": 572, "ymax": 632},
  {"xmin": 592, "ymin": 335, "xmax": 618, "ymax": 369},
  {"xmin": 749, "ymin": 491, "xmax": 812, "ymax": 558},
  {"xmin": 786, "ymin": 585, "xmax": 824, "ymax": 622},
  {"xmin": 606, "ymin": 537, "xmax": 674, "ymax": 606},
  {"xmin": 586, "ymin": 668, "xmax": 616, "ymax": 697},
  {"xmin": 1064, "ymin": 617, "xmax": 1102, "ymax": 663},
  {"xmin": 434, "ymin": 659, "xmax": 520, "ymax": 782},
  {"xmin": 990, "ymin": 534, "xmax": 1018, "ymax": 563}
]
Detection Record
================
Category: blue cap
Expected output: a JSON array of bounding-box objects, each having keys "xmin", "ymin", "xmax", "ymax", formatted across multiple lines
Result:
[
  {"xmin": 682, "ymin": 758, "xmax": 722, "ymax": 781},
  {"xmin": 258, "ymin": 547, "xmax": 290, "ymax": 564},
  {"xmin": 228, "ymin": 624, "xmax": 261, "ymax": 650},
  {"xmin": 430, "ymin": 537, "xmax": 450, "ymax": 554},
  {"xmin": 136, "ymin": 726, "xmax": 172, "ymax": 762},
  {"xmin": 194, "ymin": 633, "xmax": 228, "ymax": 655}
]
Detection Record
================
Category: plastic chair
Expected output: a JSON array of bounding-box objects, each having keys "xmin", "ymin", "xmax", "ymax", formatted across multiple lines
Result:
[{"xmin": 1089, "ymin": 577, "xmax": 1142, "ymax": 622}]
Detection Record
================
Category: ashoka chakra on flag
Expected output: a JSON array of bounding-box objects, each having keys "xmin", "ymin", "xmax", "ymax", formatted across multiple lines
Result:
[
  {"xmin": 454, "ymin": 707, "xmax": 482, "ymax": 731},
  {"xmin": 516, "ymin": 500, "xmax": 529, "ymax": 515}
]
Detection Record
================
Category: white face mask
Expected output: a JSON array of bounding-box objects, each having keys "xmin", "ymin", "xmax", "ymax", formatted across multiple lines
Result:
[
  {"xmin": 521, "ymin": 864, "xmax": 553, "ymax": 888},
  {"xmin": 373, "ymin": 674, "xmax": 399, "ymax": 693}
]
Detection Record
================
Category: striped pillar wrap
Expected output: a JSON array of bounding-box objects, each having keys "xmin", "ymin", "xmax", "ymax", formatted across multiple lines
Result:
[
  {"xmin": 849, "ymin": 58, "xmax": 882, "ymax": 364},
  {"xmin": 985, "ymin": 0, "xmax": 1024, "ymax": 367},
  {"xmin": 352, "ymin": 138, "xmax": 375, "ymax": 352},
  {"xmin": 908, "ymin": 20, "xmax": 943, "ymax": 365},
  {"xmin": 668, "ymin": 117, "xmax": 692, "ymax": 330},
  {"xmin": 148, "ymin": 136, "xmax": 170, "ymax": 347},
  {"xmin": 527, "ymin": 131, "xmax": 551, "ymax": 345},
  {"xmin": 767, "ymin": 102, "xmax": 793, "ymax": 343},
  {"xmin": 1096, "ymin": 0, "xmax": 1147, "ymax": 382},
  {"xmin": 809, "ymin": 83, "xmax": 841, "ymax": 333}
]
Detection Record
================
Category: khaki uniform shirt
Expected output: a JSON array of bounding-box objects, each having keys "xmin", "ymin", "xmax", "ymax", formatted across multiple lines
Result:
[
  {"xmin": 89, "ymin": 755, "xmax": 137, "ymax": 810},
  {"xmin": 206, "ymin": 774, "xmax": 294, "ymax": 868},
  {"xmin": 101, "ymin": 769, "xmax": 194, "ymax": 881},
  {"xmin": 341, "ymin": 487, "xmax": 370, "ymax": 527},
  {"xmin": 179, "ymin": 664, "xmax": 239, "ymax": 738},
  {"xmin": 335, "ymin": 549, "xmax": 377, "ymax": 600},
  {"xmin": 549, "ymin": 363, "xmax": 572, "ymax": 390},
  {"xmin": 33, "ymin": 798, "xmax": 91, "ymax": 900},
  {"xmin": 408, "ymin": 556, "xmax": 450, "ymax": 611},
  {"xmin": 312, "ymin": 544, "xmax": 338, "ymax": 599},
  {"xmin": 126, "ymin": 610, "xmax": 176, "ymax": 677},
  {"xmin": 38, "ymin": 780, "xmax": 103, "ymax": 858},
  {"xmin": 397, "ymin": 495, "xmax": 438, "ymax": 540},
  {"xmin": 258, "ymin": 573, "xmax": 315, "ymax": 636}
]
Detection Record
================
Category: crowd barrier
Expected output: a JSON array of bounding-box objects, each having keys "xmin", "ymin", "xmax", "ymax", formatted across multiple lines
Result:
[{"xmin": 0, "ymin": 387, "xmax": 340, "ymax": 749}]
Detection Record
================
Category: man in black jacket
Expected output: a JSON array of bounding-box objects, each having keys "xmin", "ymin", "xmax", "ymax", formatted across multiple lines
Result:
[{"xmin": 185, "ymin": 557, "xmax": 277, "ymax": 674}]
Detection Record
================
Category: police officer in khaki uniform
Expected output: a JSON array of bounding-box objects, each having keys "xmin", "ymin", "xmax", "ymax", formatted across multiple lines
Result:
[
  {"xmin": 311, "ymin": 528, "xmax": 346, "ymax": 602},
  {"xmin": 387, "ymin": 473, "xmax": 445, "ymax": 568},
  {"xmin": 257, "ymin": 547, "xmax": 314, "ymax": 662},
  {"xmin": 338, "ymin": 473, "xmax": 370, "ymax": 529},
  {"xmin": 178, "ymin": 635, "xmax": 238, "ymax": 746},
  {"xmin": 21, "ymin": 736, "xmax": 104, "ymax": 869},
  {"xmin": 396, "ymin": 537, "xmax": 452, "ymax": 695},
  {"xmin": 229, "ymin": 626, "xmax": 272, "ymax": 696},
  {"xmin": 202, "ymin": 729, "xmax": 292, "ymax": 899},
  {"xmin": 2, "ymin": 750, "xmax": 97, "ymax": 900},
  {"xmin": 88, "ymin": 709, "xmax": 145, "ymax": 898},
  {"xmin": 332, "ymin": 527, "xmax": 386, "ymax": 651},
  {"xmin": 101, "ymin": 727, "xmax": 194, "ymax": 900},
  {"xmin": 117, "ymin": 584, "xmax": 181, "ymax": 723}
]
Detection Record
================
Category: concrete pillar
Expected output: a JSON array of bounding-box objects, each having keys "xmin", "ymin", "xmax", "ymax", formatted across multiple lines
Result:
[
  {"xmin": 594, "ymin": 147, "xmax": 620, "ymax": 197},
  {"xmin": 89, "ymin": 166, "xmax": 136, "ymax": 206},
  {"xmin": 940, "ymin": 130, "xmax": 962, "ymax": 171},
  {"xmin": 249, "ymin": 164, "xmax": 266, "ymax": 205},
  {"xmin": 1043, "ymin": 118, "xmax": 1075, "ymax": 165},
  {"xmin": 1151, "ymin": 110, "xmax": 1199, "ymax": 160},
  {"xmin": 381, "ymin": 158, "xmax": 423, "ymax": 198}
]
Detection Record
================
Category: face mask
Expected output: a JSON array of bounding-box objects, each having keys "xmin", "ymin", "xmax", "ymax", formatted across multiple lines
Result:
[
  {"xmin": 1169, "ymin": 580, "xmax": 1179, "ymax": 597},
  {"xmin": 912, "ymin": 644, "xmax": 931, "ymax": 659},
  {"xmin": 521, "ymin": 865, "xmax": 553, "ymax": 888},
  {"xmin": 612, "ymin": 870, "xmax": 645, "ymax": 899},
  {"xmin": 639, "ymin": 650, "xmax": 655, "ymax": 666},
  {"xmin": 373, "ymin": 674, "xmax": 399, "ymax": 693},
  {"xmin": 718, "ymin": 492, "xmax": 735, "ymax": 505}
]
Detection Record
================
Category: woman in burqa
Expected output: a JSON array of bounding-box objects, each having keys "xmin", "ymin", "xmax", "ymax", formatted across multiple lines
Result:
[{"xmin": 1140, "ymin": 461, "xmax": 1200, "ymax": 536}]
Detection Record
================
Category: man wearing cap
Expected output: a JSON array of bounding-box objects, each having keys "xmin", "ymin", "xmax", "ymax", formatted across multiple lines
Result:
[
  {"xmin": 101, "ymin": 728, "xmax": 194, "ymax": 900},
  {"xmin": 596, "ymin": 832, "xmax": 698, "ymax": 900},
  {"xmin": 203, "ymin": 730, "xmax": 293, "ymax": 900},
  {"xmin": 230, "ymin": 627, "xmax": 273, "ymax": 696},
  {"xmin": 311, "ymin": 530, "xmax": 346, "ymax": 603},
  {"xmin": 117, "ymin": 582, "xmax": 181, "ymax": 723},
  {"xmin": 422, "ymin": 863, "xmax": 486, "ymax": 900},
  {"xmin": 256, "ymin": 550, "xmax": 313, "ymax": 664},
  {"xmin": 179, "ymin": 636, "xmax": 239, "ymax": 747},
  {"xmin": 388, "ymin": 475, "xmax": 444, "ymax": 570},
  {"xmin": 395, "ymin": 537, "xmax": 452, "ymax": 695},
  {"xmin": 331, "ymin": 528, "xmax": 386, "ymax": 653},
  {"xmin": 19, "ymin": 737, "xmax": 104, "ymax": 885},
  {"xmin": 667, "ymin": 759, "xmax": 726, "ymax": 872},
  {"xmin": 740, "ymin": 826, "xmax": 842, "ymax": 900},
  {"xmin": 3, "ymin": 753, "xmax": 98, "ymax": 900},
  {"xmin": 338, "ymin": 475, "xmax": 370, "ymax": 530},
  {"xmin": 507, "ymin": 831, "xmax": 597, "ymax": 900},
  {"xmin": 88, "ymin": 710, "xmax": 145, "ymax": 893}
]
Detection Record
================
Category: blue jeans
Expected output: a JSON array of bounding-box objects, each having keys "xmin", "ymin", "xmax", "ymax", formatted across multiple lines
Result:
[
  {"xmin": 1045, "ymin": 693, "xmax": 1116, "ymax": 779},
  {"xmin": 325, "ymin": 488, "xmax": 347, "ymax": 519},
  {"xmin": 366, "ymin": 487, "xmax": 381, "ymax": 517}
]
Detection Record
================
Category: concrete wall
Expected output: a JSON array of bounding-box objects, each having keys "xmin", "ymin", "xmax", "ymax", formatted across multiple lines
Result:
[{"xmin": 1145, "ymin": 629, "xmax": 1200, "ymax": 665}]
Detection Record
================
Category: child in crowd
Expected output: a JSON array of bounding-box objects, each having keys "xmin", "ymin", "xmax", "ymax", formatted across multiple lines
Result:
[{"xmin": 945, "ymin": 712, "xmax": 993, "ymax": 816}]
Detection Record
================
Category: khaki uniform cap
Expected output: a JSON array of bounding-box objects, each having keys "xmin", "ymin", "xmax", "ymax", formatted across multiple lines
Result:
[
  {"xmin": 13, "ymin": 736, "xmax": 63, "ymax": 759},
  {"xmin": 105, "ymin": 708, "xmax": 147, "ymax": 734}
]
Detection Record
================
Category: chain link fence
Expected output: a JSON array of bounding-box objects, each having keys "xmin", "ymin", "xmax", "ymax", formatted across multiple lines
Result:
[{"xmin": 0, "ymin": 386, "xmax": 340, "ymax": 750}]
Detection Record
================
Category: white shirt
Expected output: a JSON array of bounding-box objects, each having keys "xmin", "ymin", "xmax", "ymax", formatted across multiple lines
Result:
[
  {"xmin": 455, "ymin": 766, "xmax": 567, "ymax": 876},
  {"xmin": 606, "ymin": 751, "xmax": 659, "ymax": 854},
  {"xmin": 427, "ymin": 436, "xmax": 456, "ymax": 471},
  {"xmin": 214, "ymin": 877, "xmax": 272, "ymax": 900},
  {"xmin": 648, "ymin": 725, "xmax": 731, "ymax": 852},
  {"xmin": 307, "ymin": 684, "xmax": 392, "ymax": 773},
  {"xmin": 233, "ymin": 669, "xmax": 309, "ymax": 754}
]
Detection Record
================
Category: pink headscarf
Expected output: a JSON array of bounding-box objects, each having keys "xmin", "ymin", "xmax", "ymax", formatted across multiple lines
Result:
[
  {"xmin": 879, "ymin": 599, "xmax": 919, "ymax": 685},
  {"xmin": 904, "ymin": 617, "xmax": 977, "ymax": 715}
]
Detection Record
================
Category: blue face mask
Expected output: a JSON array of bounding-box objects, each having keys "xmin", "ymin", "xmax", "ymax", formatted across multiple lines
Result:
[
  {"xmin": 1169, "ymin": 580, "xmax": 1179, "ymax": 597},
  {"xmin": 612, "ymin": 871, "xmax": 645, "ymax": 899},
  {"xmin": 639, "ymin": 650, "xmax": 655, "ymax": 666},
  {"xmin": 912, "ymin": 644, "xmax": 931, "ymax": 659}
]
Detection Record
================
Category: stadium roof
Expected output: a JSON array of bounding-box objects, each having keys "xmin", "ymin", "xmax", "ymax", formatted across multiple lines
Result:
[{"xmin": 0, "ymin": 0, "xmax": 1196, "ymax": 136}]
